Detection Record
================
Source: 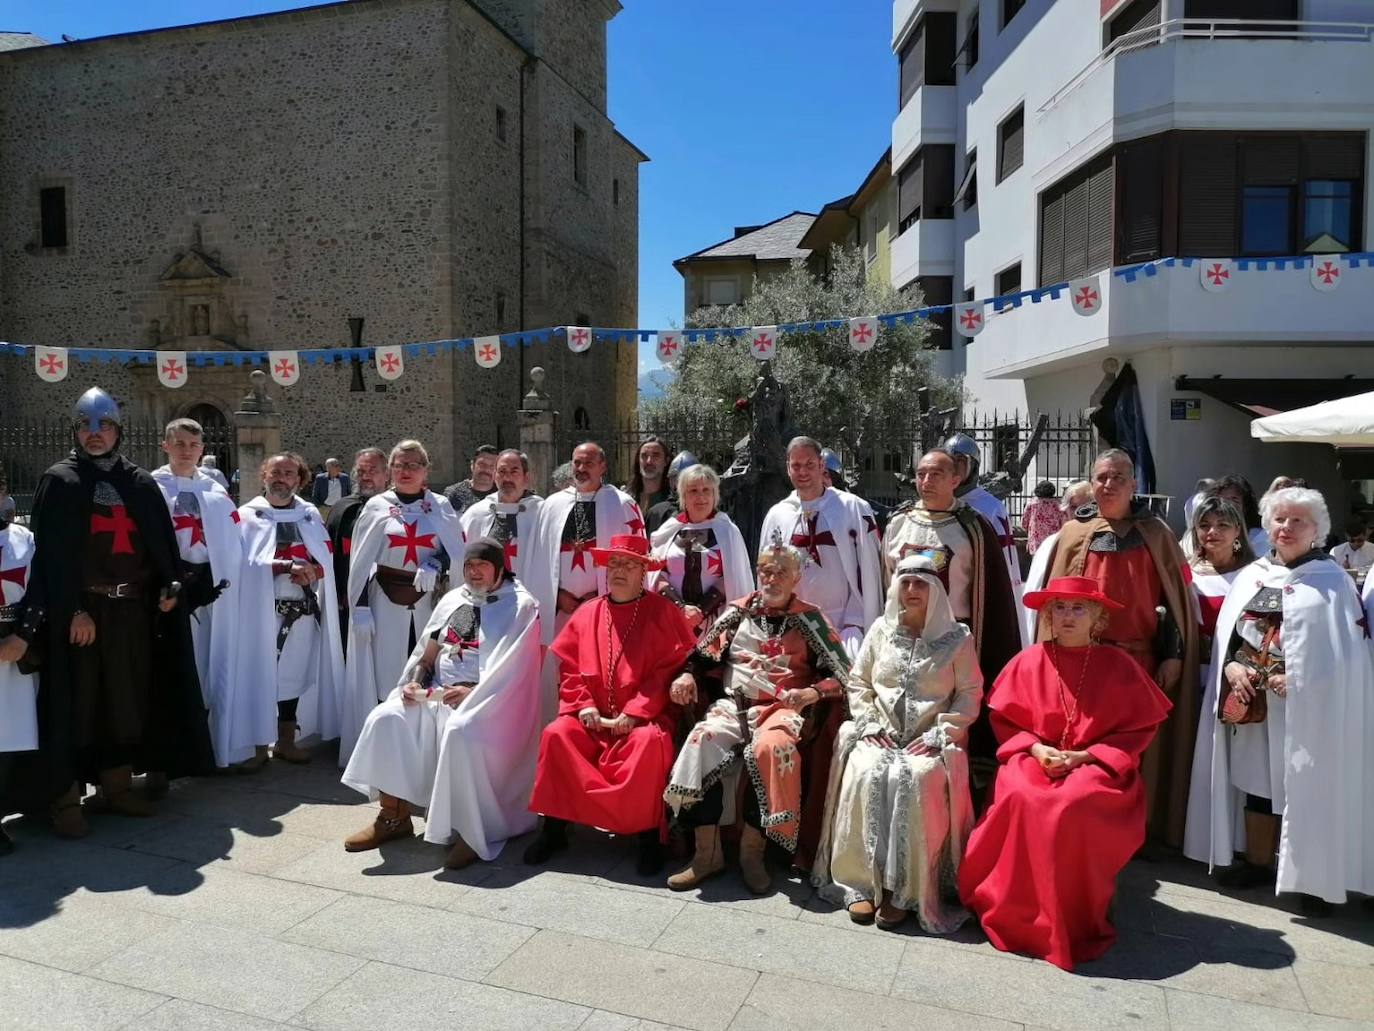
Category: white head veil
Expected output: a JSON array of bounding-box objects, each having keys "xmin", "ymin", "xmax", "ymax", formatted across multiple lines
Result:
[{"xmin": 886, "ymin": 551, "xmax": 961, "ymax": 642}]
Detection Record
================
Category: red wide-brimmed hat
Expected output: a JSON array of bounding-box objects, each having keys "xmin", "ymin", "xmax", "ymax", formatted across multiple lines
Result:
[
  {"xmin": 591, "ymin": 534, "xmax": 664, "ymax": 571},
  {"xmin": 1022, "ymin": 575, "xmax": 1124, "ymax": 611}
]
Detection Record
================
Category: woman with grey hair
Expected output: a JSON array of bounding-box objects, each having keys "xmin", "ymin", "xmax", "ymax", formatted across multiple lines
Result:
[
  {"xmin": 1184, "ymin": 487, "xmax": 1374, "ymax": 915},
  {"xmin": 648, "ymin": 464, "xmax": 752, "ymax": 635}
]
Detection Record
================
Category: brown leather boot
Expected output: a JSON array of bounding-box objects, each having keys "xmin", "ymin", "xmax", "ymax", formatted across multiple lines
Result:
[
  {"xmin": 50, "ymin": 783, "xmax": 89, "ymax": 839},
  {"xmin": 847, "ymin": 899, "xmax": 876, "ymax": 925},
  {"xmin": 98, "ymin": 766, "xmax": 155, "ymax": 818},
  {"xmin": 273, "ymin": 721, "xmax": 312, "ymax": 764},
  {"xmin": 444, "ymin": 836, "xmax": 480, "ymax": 870},
  {"xmin": 343, "ymin": 794, "xmax": 413, "ymax": 852},
  {"xmin": 666, "ymin": 825, "xmax": 725, "ymax": 891},
  {"xmin": 235, "ymin": 745, "xmax": 270, "ymax": 774},
  {"xmin": 876, "ymin": 895, "xmax": 908, "ymax": 932},
  {"xmin": 738, "ymin": 824, "xmax": 771, "ymax": 895}
]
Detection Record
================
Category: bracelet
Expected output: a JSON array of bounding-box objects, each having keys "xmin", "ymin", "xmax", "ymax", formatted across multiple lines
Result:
[{"xmin": 72, "ymin": 609, "xmax": 88, "ymax": 618}]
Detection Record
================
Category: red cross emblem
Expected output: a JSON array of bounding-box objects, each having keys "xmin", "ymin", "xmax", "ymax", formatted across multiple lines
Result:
[
  {"xmin": 625, "ymin": 508, "xmax": 645, "ymax": 536},
  {"xmin": 230, "ymin": 510, "xmax": 241, "ymax": 524},
  {"xmin": 1315, "ymin": 260, "xmax": 1340, "ymax": 285},
  {"xmin": 851, "ymin": 322, "xmax": 873, "ymax": 344},
  {"xmin": 274, "ymin": 357, "xmax": 296, "ymax": 379},
  {"xmin": 659, "ymin": 336, "xmax": 679, "ymax": 356},
  {"xmin": 478, "ymin": 343, "xmax": 498, "ymax": 363},
  {"xmin": 1074, "ymin": 286, "xmax": 1099, "ymax": 310},
  {"xmin": 706, "ymin": 550, "xmax": 723, "ymax": 578},
  {"xmin": 753, "ymin": 332, "xmax": 774, "ymax": 354},
  {"xmin": 39, "ymin": 353, "xmax": 64, "ymax": 375},
  {"xmin": 161, "ymin": 359, "xmax": 184, "ymax": 381},
  {"xmin": 570, "ymin": 328, "xmax": 589, "ymax": 346},
  {"xmin": 864, "ymin": 514, "xmax": 880, "ymax": 538},
  {"xmin": 379, "ymin": 353, "xmax": 400, "ymax": 374},
  {"xmin": 1205, "ymin": 263, "xmax": 1230, "ymax": 286},
  {"xmin": 91, "ymin": 505, "xmax": 139, "ymax": 556},
  {"xmin": 560, "ymin": 538, "xmax": 593, "ymax": 570},
  {"xmin": 386, "ymin": 518, "xmax": 436, "ymax": 567},
  {"xmin": 503, "ymin": 537, "xmax": 518, "ymax": 572},
  {"xmin": 791, "ymin": 514, "xmax": 835, "ymax": 566},
  {"xmin": 959, "ymin": 308, "xmax": 982, "ymax": 331},
  {"xmin": 444, "ymin": 626, "xmax": 479, "ymax": 658},
  {"xmin": 274, "ymin": 541, "xmax": 311, "ymax": 562},
  {"xmin": 173, "ymin": 512, "xmax": 206, "ymax": 547},
  {"xmin": 0, "ymin": 547, "xmax": 27, "ymax": 597}
]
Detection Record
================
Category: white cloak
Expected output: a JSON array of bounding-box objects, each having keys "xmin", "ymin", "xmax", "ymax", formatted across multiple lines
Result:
[
  {"xmin": 0, "ymin": 523, "xmax": 38, "ymax": 753},
  {"xmin": 758, "ymin": 487, "xmax": 884, "ymax": 642},
  {"xmin": 521, "ymin": 483, "xmax": 644, "ymax": 646},
  {"xmin": 152, "ymin": 466, "xmax": 250, "ymax": 766},
  {"xmin": 1183, "ymin": 555, "xmax": 1374, "ymax": 904},
  {"xmin": 649, "ymin": 509, "xmax": 754, "ymax": 605},
  {"xmin": 458, "ymin": 493, "xmax": 544, "ymax": 583},
  {"xmin": 963, "ymin": 486, "xmax": 1025, "ymax": 632},
  {"xmin": 237, "ymin": 495, "xmax": 344, "ymax": 753}
]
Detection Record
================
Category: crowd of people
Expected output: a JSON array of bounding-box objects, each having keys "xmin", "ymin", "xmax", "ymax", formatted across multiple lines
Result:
[{"xmin": 1, "ymin": 386, "xmax": 1372, "ymax": 974}]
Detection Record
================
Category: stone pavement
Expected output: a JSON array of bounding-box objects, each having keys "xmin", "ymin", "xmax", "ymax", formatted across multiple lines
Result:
[{"xmin": 1, "ymin": 755, "xmax": 1371, "ymax": 1031}]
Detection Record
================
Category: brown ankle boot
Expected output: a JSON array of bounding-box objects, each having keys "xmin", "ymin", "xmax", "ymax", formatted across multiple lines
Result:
[
  {"xmin": 273, "ymin": 721, "xmax": 312, "ymax": 764},
  {"xmin": 50, "ymin": 783, "xmax": 89, "ymax": 839},
  {"xmin": 1244, "ymin": 810, "xmax": 1279, "ymax": 869},
  {"xmin": 666, "ymin": 825, "xmax": 725, "ymax": 891},
  {"xmin": 343, "ymin": 794, "xmax": 414, "ymax": 852},
  {"xmin": 98, "ymin": 767, "xmax": 155, "ymax": 818},
  {"xmin": 444, "ymin": 836, "xmax": 480, "ymax": 870},
  {"xmin": 235, "ymin": 745, "xmax": 270, "ymax": 774},
  {"xmin": 738, "ymin": 825, "xmax": 771, "ymax": 895}
]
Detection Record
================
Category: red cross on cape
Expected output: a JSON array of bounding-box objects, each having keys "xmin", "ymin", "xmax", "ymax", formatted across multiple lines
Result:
[
  {"xmin": 173, "ymin": 512, "xmax": 206, "ymax": 547},
  {"xmin": 91, "ymin": 505, "xmax": 139, "ymax": 556},
  {"xmin": 386, "ymin": 518, "xmax": 436, "ymax": 567},
  {"xmin": 791, "ymin": 512, "xmax": 835, "ymax": 566},
  {"xmin": 0, "ymin": 546, "xmax": 27, "ymax": 596}
]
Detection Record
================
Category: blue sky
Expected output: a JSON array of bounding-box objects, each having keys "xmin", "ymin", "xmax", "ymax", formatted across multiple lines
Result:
[{"xmin": 10, "ymin": 1, "xmax": 898, "ymax": 370}]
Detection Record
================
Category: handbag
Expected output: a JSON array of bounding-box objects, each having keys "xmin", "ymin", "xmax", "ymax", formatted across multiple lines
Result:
[{"xmin": 1220, "ymin": 625, "xmax": 1277, "ymax": 726}]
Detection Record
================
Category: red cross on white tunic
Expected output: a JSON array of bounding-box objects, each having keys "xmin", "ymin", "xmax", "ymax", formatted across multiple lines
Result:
[
  {"xmin": 173, "ymin": 512, "xmax": 206, "ymax": 547},
  {"xmin": 0, "ymin": 546, "xmax": 27, "ymax": 599},
  {"xmin": 91, "ymin": 505, "xmax": 138, "ymax": 556},
  {"xmin": 560, "ymin": 538, "xmax": 593, "ymax": 570},
  {"xmin": 503, "ymin": 537, "xmax": 519, "ymax": 572},
  {"xmin": 791, "ymin": 512, "xmax": 835, "ymax": 566},
  {"xmin": 386, "ymin": 519, "xmax": 436, "ymax": 567},
  {"xmin": 274, "ymin": 541, "xmax": 311, "ymax": 563},
  {"xmin": 706, "ymin": 550, "xmax": 723, "ymax": 578}
]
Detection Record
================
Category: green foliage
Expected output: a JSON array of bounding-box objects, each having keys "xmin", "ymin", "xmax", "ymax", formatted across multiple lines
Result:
[{"xmin": 642, "ymin": 245, "xmax": 962, "ymax": 453}]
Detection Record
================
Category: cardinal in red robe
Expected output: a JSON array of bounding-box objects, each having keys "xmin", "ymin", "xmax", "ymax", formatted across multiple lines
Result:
[
  {"xmin": 525, "ymin": 534, "xmax": 695, "ymax": 874},
  {"xmin": 959, "ymin": 576, "xmax": 1171, "ymax": 971}
]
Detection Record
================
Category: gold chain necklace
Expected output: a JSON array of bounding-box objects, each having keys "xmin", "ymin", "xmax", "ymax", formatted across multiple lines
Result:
[
  {"xmin": 1050, "ymin": 641, "xmax": 1093, "ymax": 749},
  {"xmin": 603, "ymin": 594, "xmax": 644, "ymax": 715}
]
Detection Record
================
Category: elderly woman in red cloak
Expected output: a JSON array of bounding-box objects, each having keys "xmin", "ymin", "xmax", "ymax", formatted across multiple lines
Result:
[{"xmin": 959, "ymin": 576, "xmax": 1171, "ymax": 971}]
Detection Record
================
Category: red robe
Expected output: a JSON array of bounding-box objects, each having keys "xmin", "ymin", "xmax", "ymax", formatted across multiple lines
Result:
[
  {"xmin": 958, "ymin": 643, "xmax": 1171, "ymax": 971},
  {"xmin": 528, "ymin": 591, "xmax": 695, "ymax": 835}
]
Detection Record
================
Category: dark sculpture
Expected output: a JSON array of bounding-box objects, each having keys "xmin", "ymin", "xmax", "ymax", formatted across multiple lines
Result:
[{"xmin": 720, "ymin": 363, "xmax": 794, "ymax": 562}]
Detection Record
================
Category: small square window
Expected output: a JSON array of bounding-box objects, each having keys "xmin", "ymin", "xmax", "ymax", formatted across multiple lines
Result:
[
  {"xmin": 495, "ymin": 105, "xmax": 507, "ymax": 142},
  {"xmin": 997, "ymin": 106, "xmax": 1024, "ymax": 183},
  {"xmin": 613, "ymin": 178, "xmax": 620, "ymax": 207},
  {"xmin": 40, "ymin": 186, "xmax": 68, "ymax": 249},
  {"xmin": 994, "ymin": 263, "xmax": 1022, "ymax": 310},
  {"xmin": 573, "ymin": 126, "xmax": 587, "ymax": 186},
  {"xmin": 496, "ymin": 290, "xmax": 507, "ymax": 324}
]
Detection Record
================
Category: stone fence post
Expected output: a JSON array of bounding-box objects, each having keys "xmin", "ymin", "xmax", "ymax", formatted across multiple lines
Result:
[
  {"xmin": 233, "ymin": 370, "xmax": 282, "ymax": 499},
  {"xmin": 518, "ymin": 366, "xmax": 556, "ymax": 494}
]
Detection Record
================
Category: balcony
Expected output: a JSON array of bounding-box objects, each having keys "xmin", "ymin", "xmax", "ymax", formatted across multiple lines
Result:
[
  {"xmin": 892, "ymin": 84, "xmax": 957, "ymax": 173},
  {"xmin": 1034, "ymin": 18, "xmax": 1374, "ymax": 181},
  {"xmin": 893, "ymin": 0, "xmax": 919, "ymax": 49},
  {"xmin": 891, "ymin": 217, "xmax": 955, "ymax": 287},
  {"xmin": 973, "ymin": 258, "xmax": 1374, "ymax": 381}
]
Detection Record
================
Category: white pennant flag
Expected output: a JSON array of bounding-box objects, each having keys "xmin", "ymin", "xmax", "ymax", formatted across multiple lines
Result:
[
  {"xmin": 848, "ymin": 317, "xmax": 878, "ymax": 352},
  {"xmin": 268, "ymin": 350, "xmax": 301, "ymax": 387},
  {"xmin": 748, "ymin": 325, "xmax": 779, "ymax": 362},
  {"xmin": 1310, "ymin": 255, "xmax": 1342, "ymax": 292},
  {"xmin": 655, "ymin": 330, "xmax": 683, "ymax": 363},
  {"xmin": 34, "ymin": 345, "xmax": 69, "ymax": 383},
  {"xmin": 375, "ymin": 345, "xmax": 405, "ymax": 381},
  {"xmin": 565, "ymin": 326, "xmax": 592, "ymax": 353},
  {"xmin": 157, "ymin": 350, "xmax": 189, "ymax": 389},
  {"xmin": 954, "ymin": 302, "xmax": 985, "ymax": 338},
  {"xmin": 1068, "ymin": 276, "xmax": 1103, "ymax": 317},
  {"xmin": 474, "ymin": 335, "xmax": 502, "ymax": 369},
  {"xmin": 1200, "ymin": 259, "xmax": 1233, "ymax": 292}
]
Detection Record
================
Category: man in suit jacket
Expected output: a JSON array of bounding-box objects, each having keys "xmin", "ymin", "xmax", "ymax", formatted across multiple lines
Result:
[{"xmin": 312, "ymin": 458, "xmax": 351, "ymax": 516}]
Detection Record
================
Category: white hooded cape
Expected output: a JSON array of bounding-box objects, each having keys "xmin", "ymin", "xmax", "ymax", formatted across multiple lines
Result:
[
  {"xmin": 152, "ymin": 466, "xmax": 251, "ymax": 766},
  {"xmin": 458, "ymin": 493, "xmax": 544, "ymax": 583},
  {"xmin": 649, "ymin": 508, "xmax": 754, "ymax": 605},
  {"xmin": 236, "ymin": 495, "xmax": 344, "ymax": 753},
  {"xmin": 1182, "ymin": 554, "xmax": 1374, "ymax": 904},
  {"xmin": 0, "ymin": 523, "xmax": 38, "ymax": 753}
]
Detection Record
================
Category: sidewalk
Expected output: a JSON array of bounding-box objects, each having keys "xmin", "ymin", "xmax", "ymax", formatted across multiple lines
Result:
[{"xmin": 0, "ymin": 754, "xmax": 1370, "ymax": 1031}]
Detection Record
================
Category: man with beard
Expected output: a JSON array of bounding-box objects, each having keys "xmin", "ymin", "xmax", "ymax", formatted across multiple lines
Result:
[
  {"xmin": 17, "ymin": 388, "xmax": 211, "ymax": 838},
  {"xmin": 443, "ymin": 444, "xmax": 499, "ymax": 517},
  {"xmin": 340, "ymin": 441, "xmax": 464, "ymax": 766},
  {"xmin": 152, "ymin": 418, "xmax": 248, "ymax": 769},
  {"xmin": 626, "ymin": 436, "xmax": 671, "ymax": 517},
  {"xmin": 458, "ymin": 449, "xmax": 542, "ymax": 582},
  {"xmin": 238, "ymin": 453, "xmax": 345, "ymax": 767},
  {"xmin": 0, "ymin": 480, "xmax": 39, "ymax": 855},
  {"xmin": 325, "ymin": 447, "xmax": 389, "ymax": 641},
  {"xmin": 1023, "ymin": 448, "xmax": 1197, "ymax": 846}
]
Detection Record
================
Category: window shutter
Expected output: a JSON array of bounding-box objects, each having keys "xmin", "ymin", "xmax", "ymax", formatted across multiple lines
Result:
[
  {"xmin": 1305, "ymin": 134, "xmax": 1365, "ymax": 180},
  {"xmin": 926, "ymin": 13, "xmax": 957, "ymax": 86},
  {"xmin": 1243, "ymin": 136, "xmax": 1301, "ymax": 185},
  {"xmin": 1040, "ymin": 187, "xmax": 1065, "ymax": 286},
  {"xmin": 1119, "ymin": 139, "xmax": 1163, "ymax": 262},
  {"xmin": 1087, "ymin": 158, "xmax": 1115, "ymax": 272},
  {"xmin": 898, "ymin": 156, "xmax": 923, "ymax": 225},
  {"xmin": 1179, "ymin": 136, "xmax": 1238, "ymax": 255},
  {"xmin": 926, "ymin": 145, "xmax": 956, "ymax": 218},
  {"xmin": 900, "ymin": 23, "xmax": 925, "ymax": 107},
  {"xmin": 917, "ymin": 276, "xmax": 953, "ymax": 350},
  {"xmin": 1061, "ymin": 176, "xmax": 1089, "ymax": 280},
  {"xmin": 999, "ymin": 108, "xmax": 1024, "ymax": 182}
]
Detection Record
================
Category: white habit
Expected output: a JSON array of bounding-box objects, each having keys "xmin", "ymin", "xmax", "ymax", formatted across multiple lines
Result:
[
  {"xmin": 0, "ymin": 522, "xmax": 38, "ymax": 754},
  {"xmin": 649, "ymin": 509, "xmax": 754, "ymax": 620},
  {"xmin": 459, "ymin": 493, "xmax": 543, "ymax": 583}
]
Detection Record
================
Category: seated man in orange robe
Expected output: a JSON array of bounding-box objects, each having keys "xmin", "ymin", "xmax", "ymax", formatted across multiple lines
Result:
[{"xmin": 525, "ymin": 534, "xmax": 695, "ymax": 874}]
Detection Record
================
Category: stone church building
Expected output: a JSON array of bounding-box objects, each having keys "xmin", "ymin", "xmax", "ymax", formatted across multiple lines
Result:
[{"xmin": 0, "ymin": 0, "xmax": 643, "ymax": 484}]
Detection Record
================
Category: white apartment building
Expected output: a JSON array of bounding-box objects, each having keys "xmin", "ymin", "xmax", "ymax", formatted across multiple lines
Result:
[{"xmin": 889, "ymin": 0, "xmax": 1374, "ymax": 518}]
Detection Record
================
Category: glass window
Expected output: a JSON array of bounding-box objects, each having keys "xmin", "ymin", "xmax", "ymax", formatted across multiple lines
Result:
[
  {"xmin": 1302, "ymin": 179, "xmax": 1354, "ymax": 252},
  {"xmin": 704, "ymin": 278, "xmax": 738, "ymax": 306},
  {"xmin": 1241, "ymin": 185, "xmax": 1294, "ymax": 254}
]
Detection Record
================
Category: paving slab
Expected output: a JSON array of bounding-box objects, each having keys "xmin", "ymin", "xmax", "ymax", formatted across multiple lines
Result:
[
  {"xmin": 1293, "ymin": 958, "xmax": 1374, "ymax": 1022},
  {"xmin": 578, "ymin": 1011, "xmax": 694, "ymax": 1031},
  {"xmin": 0, "ymin": 887, "xmax": 185, "ymax": 974},
  {"xmin": 728, "ymin": 972, "xmax": 1021, "ymax": 1031},
  {"xmin": 132, "ymin": 997, "xmax": 289, "ymax": 1031},
  {"xmin": 1164, "ymin": 987, "xmax": 1374, "ymax": 1030},
  {"xmin": 269, "ymin": 836, "xmax": 495, "ymax": 909},
  {"xmin": 123, "ymin": 813, "xmax": 326, "ymax": 875},
  {"xmin": 0, "ymin": 953, "xmax": 165, "ymax": 1031},
  {"xmin": 598, "ymin": 856, "xmax": 815, "ymax": 921}
]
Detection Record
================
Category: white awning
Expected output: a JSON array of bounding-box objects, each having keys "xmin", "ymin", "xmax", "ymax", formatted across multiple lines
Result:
[{"xmin": 1250, "ymin": 391, "xmax": 1374, "ymax": 447}]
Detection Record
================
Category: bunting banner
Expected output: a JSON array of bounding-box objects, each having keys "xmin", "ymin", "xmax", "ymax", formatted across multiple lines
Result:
[{"xmin": 2, "ymin": 251, "xmax": 1368, "ymax": 389}]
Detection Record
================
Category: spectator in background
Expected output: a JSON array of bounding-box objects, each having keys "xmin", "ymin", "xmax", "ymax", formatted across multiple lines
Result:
[
  {"xmin": 443, "ymin": 444, "xmax": 499, "ymax": 517},
  {"xmin": 1182, "ymin": 477, "xmax": 1216, "ymax": 528},
  {"xmin": 1061, "ymin": 480, "xmax": 1093, "ymax": 516},
  {"xmin": 550, "ymin": 462, "xmax": 574, "ymax": 492},
  {"xmin": 1331, "ymin": 519, "xmax": 1373, "ymax": 575},
  {"xmin": 1020, "ymin": 481, "xmax": 1066, "ymax": 555},
  {"xmin": 198, "ymin": 454, "xmax": 231, "ymax": 493},
  {"xmin": 1264, "ymin": 476, "xmax": 1304, "ymax": 496},
  {"xmin": 626, "ymin": 436, "xmax": 671, "ymax": 517},
  {"xmin": 311, "ymin": 458, "xmax": 350, "ymax": 517},
  {"xmin": 1205, "ymin": 475, "xmax": 1267, "ymax": 555}
]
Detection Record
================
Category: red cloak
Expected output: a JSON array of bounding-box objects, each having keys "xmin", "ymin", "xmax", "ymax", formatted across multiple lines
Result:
[
  {"xmin": 958, "ymin": 643, "xmax": 1171, "ymax": 971},
  {"xmin": 528, "ymin": 591, "xmax": 695, "ymax": 835}
]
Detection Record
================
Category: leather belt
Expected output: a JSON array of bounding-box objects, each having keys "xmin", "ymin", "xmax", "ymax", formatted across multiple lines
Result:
[
  {"xmin": 373, "ymin": 565, "xmax": 426, "ymax": 609},
  {"xmin": 85, "ymin": 583, "xmax": 142, "ymax": 599}
]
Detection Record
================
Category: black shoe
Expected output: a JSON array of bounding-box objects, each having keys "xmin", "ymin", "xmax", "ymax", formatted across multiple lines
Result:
[
  {"xmin": 523, "ymin": 821, "xmax": 568, "ymax": 865},
  {"xmin": 0, "ymin": 827, "xmax": 13, "ymax": 858},
  {"xmin": 1299, "ymin": 894, "xmax": 1335, "ymax": 919},
  {"xmin": 1217, "ymin": 861, "xmax": 1274, "ymax": 889},
  {"xmin": 636, "ymin": 832, "xmax": 664, "ymax": 876}
]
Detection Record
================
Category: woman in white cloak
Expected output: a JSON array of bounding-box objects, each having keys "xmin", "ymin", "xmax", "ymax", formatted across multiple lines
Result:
[
  {"xmin": 342, "ymin": 539, "xmax": 543, "ymax": 869},
  {"xmin": 1183, "ymin": 487, "xmax": 1374, "ymax": 915},
  {"xmin": 811, "ymin": 551, "xmax": 983, "ymax": 932}
]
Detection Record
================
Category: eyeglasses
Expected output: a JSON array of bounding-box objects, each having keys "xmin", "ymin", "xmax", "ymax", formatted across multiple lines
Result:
[
  {"xmin": 606, "ymin": 558, "xmax": 644, "ymax": 573},
  {"xmin": 1049, "ymin": 601, "xmax": 1091, "ymax": 617},
  {"xmin": 390, "ymin": 460, "xmax": 427, "ymax": 472}
]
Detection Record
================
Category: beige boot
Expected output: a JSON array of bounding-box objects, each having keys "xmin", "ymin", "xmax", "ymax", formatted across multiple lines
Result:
[
  {"xmin": 98, "ymin": 766, "xmax": 155, "ymax": 818},
  {"xmin": 444, "ymin": 836, "xmax": 480, "ymax": 870},
  {"xmin": 273, "ymin": 721, "xmax": 312, "ymax": 764},
  {"xmin": 1245, "ymin": 810, "xmax": 1279, "ymax": 869},
  {"xmin": 344, "ymin": 794, "xmax": 414, "ymax": 852},
  {"xmin": 738, "ymin": 824, "xmax": 772, "ymax": 895},
  {"xmin": 666, "ymin": 825, "xmax": 725, "ymax": 891},
  {"xmin": 50, "ymin": 783, "xmax": 89, "ymax": 839}
]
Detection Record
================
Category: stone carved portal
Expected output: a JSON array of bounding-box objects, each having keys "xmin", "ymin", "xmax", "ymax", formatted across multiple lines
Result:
[{"xmin": 149, "ymin": 225, "xmax": 250, "ymax": 351}]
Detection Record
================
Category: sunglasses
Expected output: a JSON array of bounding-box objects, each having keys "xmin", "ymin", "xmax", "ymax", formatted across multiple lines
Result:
[
  {"xmin": 390, "ymin": 460, "xmax": 427, "ymax": 472},
  {"xmin": 1049, "ymin": 601, "xmax": 1092, "ymax": 617}
]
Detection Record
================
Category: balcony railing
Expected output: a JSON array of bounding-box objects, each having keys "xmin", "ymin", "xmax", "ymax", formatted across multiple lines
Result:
[{"xmin": 1040, "ymin": 18, "xmax": 1374, "ymax": 114}]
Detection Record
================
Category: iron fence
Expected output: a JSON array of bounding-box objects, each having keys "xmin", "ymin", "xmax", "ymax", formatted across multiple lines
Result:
[{"xmin": 0, "ymin": 417, "xmax": 237, "ymax": 518}]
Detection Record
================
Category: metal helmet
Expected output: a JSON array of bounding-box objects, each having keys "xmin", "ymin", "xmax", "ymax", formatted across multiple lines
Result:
[
  {"xmin": 820, "ymin": 448, "xmax": 844, "ymax": 476},
  {"xmin": 942, "ymin": 432, "xmax": 980, "ymax": 492},
  {"xmin": 73, "ymin": 387, "xmax": 122, "ymax": 434},
  {"xmin": 667, "ymin": 450, "xmax": 699, "ymax": 480}
]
